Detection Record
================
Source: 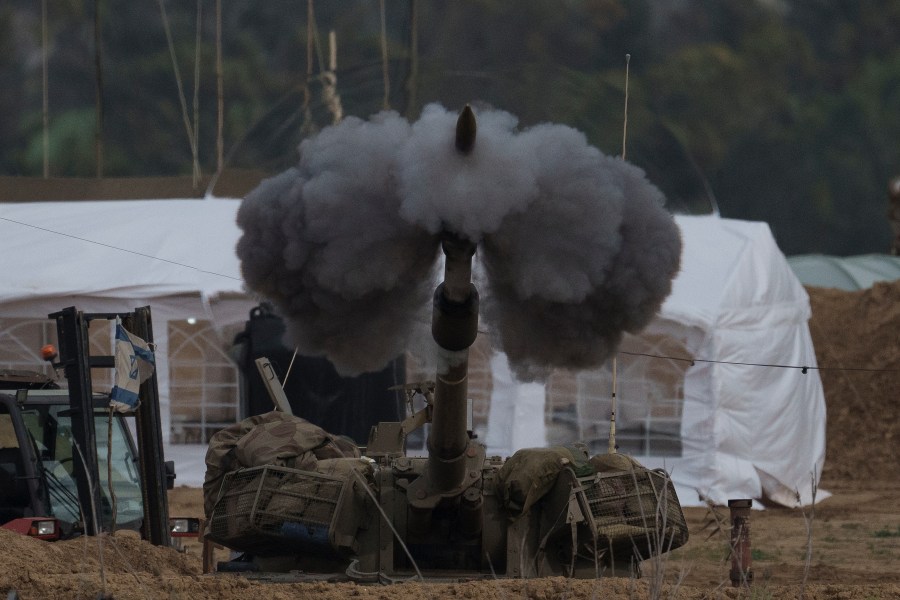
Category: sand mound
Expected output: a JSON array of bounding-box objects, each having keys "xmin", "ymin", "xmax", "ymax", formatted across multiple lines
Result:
[
  {"xmin": 0, "ymin": 526, "xmax": 199, "ymax": 579},
  {"xmin": 807, "ymin": 280, "xmax": 900, "ymax": 483}
]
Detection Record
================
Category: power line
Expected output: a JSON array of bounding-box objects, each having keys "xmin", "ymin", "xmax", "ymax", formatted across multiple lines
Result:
[
  {"xmin": 0, "ymin": 216, "xmax": 242, "ymax": 281},
  {"xmin": 618, "ymin": 350, "xmax": 899, "ymax": 374},
  {"xmin": 2, "ymin": 217, "xmax": 896, "ymax": 376}
]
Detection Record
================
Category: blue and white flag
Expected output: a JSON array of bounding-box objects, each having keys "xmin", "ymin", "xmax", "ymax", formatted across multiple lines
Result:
[{"xmin": 110, "ymin": 321, "xmax": 156, "ymax": 412}]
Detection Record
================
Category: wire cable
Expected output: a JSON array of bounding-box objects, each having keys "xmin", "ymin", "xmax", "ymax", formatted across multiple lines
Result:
[
  {"xmin": 1, "ymin": 217, "xmax": 895, "ymax": 376},
  {"xmin": 618, "ymin": 350, "xmax": 900, "ymax": 374},
  {"xmin": 0, "ymin": 216, "xmax": 242, "ymax": 281}
]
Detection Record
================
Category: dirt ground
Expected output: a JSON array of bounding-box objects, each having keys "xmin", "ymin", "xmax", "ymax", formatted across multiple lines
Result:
[{"xmin": 2, "ymin": 281, "xmax": 898, "ymax": 599}]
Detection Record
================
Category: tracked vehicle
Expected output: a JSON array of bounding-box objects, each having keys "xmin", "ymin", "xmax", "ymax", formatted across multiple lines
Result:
[{"xmin": 205, "ymin": 107, "xmax": 688, "ymax": 581}]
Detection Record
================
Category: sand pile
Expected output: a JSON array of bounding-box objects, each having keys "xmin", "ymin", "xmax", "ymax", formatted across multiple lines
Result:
[
  {"xmin": 0, "ymin": 527, "xmax": 202, "ymax": 598},
  {"xmin": 806, "ymin": 280, "xmax": 900, "ymax": 483}
]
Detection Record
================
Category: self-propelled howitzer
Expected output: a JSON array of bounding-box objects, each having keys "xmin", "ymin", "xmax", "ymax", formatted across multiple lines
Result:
[{"xmin": 204, "ymin": 106, "xmax": 688, "ymax": 581}]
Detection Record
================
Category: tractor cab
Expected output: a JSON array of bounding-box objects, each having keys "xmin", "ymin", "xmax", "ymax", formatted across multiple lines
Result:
[
  {"xmin": 1, "ymin": 307, "xmax": 192, "ymax": 547},
  {"xmin": 0, "ymin": 388, "xmax": 145, "ymax": 538}
]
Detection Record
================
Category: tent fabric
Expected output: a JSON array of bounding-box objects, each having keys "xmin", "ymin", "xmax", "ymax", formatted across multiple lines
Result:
[
  {"xmin": 787, "ymin": 253, "xmax": 900, "ymax": 291},
  {"xmin": 0, "ymin": 199, "xmax": 246, "ymax": 305},
  {"xmin": 0, "ymin": 198, "xmax": 257, "ymax": 448},
  {"xmin": 484, "ymin": 351, "xmax": 547, "ymax": 455},
  {"xmin": 644, "ymin": 215, "xmax": 826, "ymax": 507}
]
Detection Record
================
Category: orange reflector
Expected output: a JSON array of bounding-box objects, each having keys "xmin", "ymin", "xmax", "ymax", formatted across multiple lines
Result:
[{"xmin": 41, "ymin": 344, "xmax": 58, "ymax": 361}]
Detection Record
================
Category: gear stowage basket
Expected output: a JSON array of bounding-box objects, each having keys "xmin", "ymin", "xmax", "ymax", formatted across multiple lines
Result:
[
  {"xmin": 206, "ymin": 465, "xmax": 349, "ymax": 556},
  {"xmin": 578, "ymin": 467, "xmax": 689, "ymax": 560}
]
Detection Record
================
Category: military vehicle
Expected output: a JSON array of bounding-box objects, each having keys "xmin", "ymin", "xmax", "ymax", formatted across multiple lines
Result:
[{"xmin": 204, "ymin": 107, "xmax": 688, "ymax": 581}]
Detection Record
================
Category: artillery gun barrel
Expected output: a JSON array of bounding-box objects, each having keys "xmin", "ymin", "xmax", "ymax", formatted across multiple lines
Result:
[{"xmin": 426, "ymin": 105, "xmax": 480, "ymax": 493}]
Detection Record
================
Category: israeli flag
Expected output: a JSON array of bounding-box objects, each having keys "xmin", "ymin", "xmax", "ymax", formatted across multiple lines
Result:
[{"xmin": 110, "ymin": 321, "xmax": 156, "ymax": 412}]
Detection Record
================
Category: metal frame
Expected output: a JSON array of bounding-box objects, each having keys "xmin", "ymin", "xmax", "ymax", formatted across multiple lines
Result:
[{"xmin": 48, "ymin": 306, "xmax": 171, "ymax": 546}]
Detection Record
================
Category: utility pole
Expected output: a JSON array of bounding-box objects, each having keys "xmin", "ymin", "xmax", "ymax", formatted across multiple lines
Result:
[{"xmin": 94, "ymin": 0, "xmax": 104, "ymax": 178}]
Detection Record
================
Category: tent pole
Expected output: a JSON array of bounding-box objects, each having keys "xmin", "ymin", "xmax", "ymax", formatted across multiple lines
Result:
[{"xmin": 42, "ymin": 0, "xmax": 49, "ymax": 177}]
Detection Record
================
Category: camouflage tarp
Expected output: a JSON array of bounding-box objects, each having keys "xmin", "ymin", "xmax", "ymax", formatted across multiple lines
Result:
[
  {"xmin": 589, "ymin": 451, "xmax": 644, "ymax": 473},
  {"xmin": 495, "ymin": 446, "xmax": 593, "ymax": 518},
  {"xmin": 203, "ymin": 411, "xmax": 359, "ymax": 517}
]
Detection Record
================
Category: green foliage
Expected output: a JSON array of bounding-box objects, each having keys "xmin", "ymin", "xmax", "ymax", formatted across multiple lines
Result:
[
  {"xmin": 3, "ymin": 0, "xmax": 899, "ymax": 254},
  {"xmin": 750, "ymin": 586, "xmax": 775, "ymax": 600},
  {"xmin": 23, "ymin": 108, "xmax": 95, "ymax": 175},
  {"xmin": 873, "ymin": 525, "xmax": 900, "ymax": 538},
  {"xmin": 751, "ymin": 548, "xmax": 778, "ymax": 561}
]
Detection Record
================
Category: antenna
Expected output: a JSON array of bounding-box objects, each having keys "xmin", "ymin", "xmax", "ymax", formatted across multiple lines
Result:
[
  {"xmin": 609, "ymin": 53, "xmax": 630, "ymax": 454},
  {"xmin": 608, "ymin": 355, "xmax": 618, "ymax": 454},
  {"xmin": 283, "ymin": 347, "xmax": 299, "ymax": 389}
]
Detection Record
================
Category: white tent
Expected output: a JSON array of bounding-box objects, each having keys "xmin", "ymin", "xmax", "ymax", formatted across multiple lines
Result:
[
  {"xmin": 653, "ymin": 215, "xmax": 825, "ymax": 506},
  {"xmin": 525, "ymin": 215, "xmax": 826, "ymax": 507},
  {"xmin": 0, "ymin": 202, "xmax": 826, "ymax": 505},
  {"xmin": 788, "ymin": 253, "xmax": 900, "ymax": 290},
  {"xmin": 0, "ymin": 198, "xmax": 256, "ymax": 458}
]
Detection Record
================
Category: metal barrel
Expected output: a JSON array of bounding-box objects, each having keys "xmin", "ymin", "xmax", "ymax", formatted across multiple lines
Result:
[
  {"xmin": 427, "ymin": 235, "xmax": 478, "ymax": 492},
  {"xmin": 425, "ymin": 105, "xmax": 480, "ymax": 494}
]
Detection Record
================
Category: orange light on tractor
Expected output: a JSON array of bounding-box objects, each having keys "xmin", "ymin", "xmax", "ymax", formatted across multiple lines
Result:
[{"xmin": 40, "ymin": 344, "xmax": 58, "ymax": 362}]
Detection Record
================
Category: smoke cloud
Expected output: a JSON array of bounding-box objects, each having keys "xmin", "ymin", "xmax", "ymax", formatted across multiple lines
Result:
[{"xmin": 236, "ymin": 104, "xmax": 681, "ymax": 379}]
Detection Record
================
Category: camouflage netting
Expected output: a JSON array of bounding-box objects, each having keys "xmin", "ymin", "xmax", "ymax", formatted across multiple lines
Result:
[
  {"xmin": 202, "ymin": 411, "xmax": 360, "ymax": 518},
  {"xmin": 496, "ymin": 448, "xmax": 688, "ymax": 558}
]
